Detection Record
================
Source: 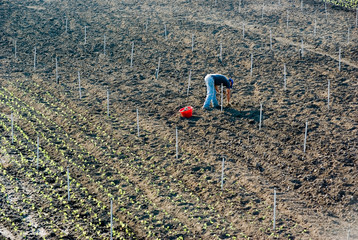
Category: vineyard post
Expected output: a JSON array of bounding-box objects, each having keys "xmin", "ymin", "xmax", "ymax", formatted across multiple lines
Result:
[
  {"xmin": 238, "ymin": 0, "xmax": 241, "ymax": 13},
  {"xmin": 314, "ymin": 18, "xmax": 317, "ymax": 37},
  {"xmin": 327, "ymin": 79, "xmax": 330, "ymax": 110},
  {"xmin": 219, "ymin": 42, "xmax": 222, "ymax": 62},
  {"xmin": 278, "ymin": 0, "xmax": 280, "ymax": 5},
  {"xmin": 286, "ymin": 10, "xmax": 289, "ymax": 30},
  {"xmin": 269, "ymin": 29, "xmax": 272, "ymax": 51},
  {"xmin": 164, "ymin": 24, "xmax": 167, "ymax": 40},
  {"xmin": 338, "ymin": 47, "xmax": 341, "ymax": 71},
  {"xmin": 130, "ymin": 42, "xmax": 134, "ymax": 68},
  {"xmin": 300, "ymin": 38, "xmax": 304, "ymax": 58},
  {"xmin": 33, "ymin": 46, "xmax": 37, "ymax": 71},
  {"xmin": 284, "ymin": 63, "xmax": 287, "ymax": 91},
  {"xmin": 250, "ymin": 53, "xmax": 253, "ymax": 77},
  {"xmin": 107, "ymin": 89, "xmax": 110, "ymax": 117},
  {"xmin": 67, "ymin": 167, "xmax": 70, "ymax": 201},
  {"xmin": 157, "ymin": 57, "xmax": 161, "ymax": 80},
  {"xmin": 300, "ymin": 0, "xmax": 303, "ymax": 12},
  {"xmin": 84, "ymin": 26, "xmax": 87, "ymax": 44},
  {"xmin": 37, "ymin": 136, "xmax": 39, "ymax": 170},
  {"xmin": 11, "ymin": 113, "xmax": 14, "ymax": 143},
  {"xmin": 65, "ymin": 16, "xmax": 68, "ymax": 33},
  {"xmin": 221, "ymin": 84, "xmax": 223, "ymax": 112},
  {"xmin": 347, "ymin": 228, "xmax": 350, "ymax": 240},
  {"xmin": 145, "ymin": 20, "xmax": 148, "ymax": 32},
  {"xmin": 176, "ymin": 127, "xmax": 178, "ymax": 160},
  {"xmin": 191, "ymin": 34, "xmax": 194, "ymax": 51},
  {"xmin": 304, "ymin": 121, "xmax": 308, "ymax": 153},
  {"xmin": 261, "ymin": 3, "xmax": 264, "ymax": 19},
  {"xmin": 78, "ymin": 71, "xmax": 82, "ymax": 99},
  {"xmin": 136, "ymin": 109, "xmax": 139, "ymax": 137},
  {"xmin": 259, "ymin": 102, "xmax": 263, "ymax": 130},
  {"xmin": 242, "ymin": 23, "xmax": 245, "ymax": 38},
  {"xmin": 55, "ymin": 57, "xmax": 59, "ymax": 84},
  {"xmin": 14, "ymin": 40, "xmax": 17, "ymax": 59},
  {"xmin": 356, "ymin": 7, "xmax": 357, "ymax": 28},
  {"xmin": 325, "ymin": 2, "xmax": 328, "ymax": 22},
  {"xmin": 273, "ymin": 188, "xmax": 277, "ymax": 230},
  {"xmin": 187, "ymin": 69, "xmax": 191, "ymax": 97},
  {"xmin": 110, "ymin": 199, "xmax": 113, "ymax": 240},
  {"xmin": 347, "ymin": 27, "xmax": 350, "ymax": 44},
  {"xmin": 221, "ymin": 157, "xmax": 225, "ymax": 190},
  {"xmin": 103, "ymin": 34, "xmax": 106, "ymax": 56}
]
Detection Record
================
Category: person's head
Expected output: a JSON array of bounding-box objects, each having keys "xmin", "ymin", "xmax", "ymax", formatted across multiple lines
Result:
[{"xmin": 229, "ymin": 78, "xmax": 234, "ymax": 88}]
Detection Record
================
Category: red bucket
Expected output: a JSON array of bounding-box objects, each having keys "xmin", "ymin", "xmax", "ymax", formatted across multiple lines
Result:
[{"xmin": 179, "ymin": 106, "xmax": 193, "ymax": 118}]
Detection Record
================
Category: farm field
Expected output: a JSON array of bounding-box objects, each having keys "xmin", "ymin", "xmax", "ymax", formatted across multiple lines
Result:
[{"xmin": 0, "ymin": 0, "xmax": 357, "ymax": 239}]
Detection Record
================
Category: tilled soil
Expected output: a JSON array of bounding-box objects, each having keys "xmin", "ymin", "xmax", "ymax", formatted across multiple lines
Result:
[{"xmin": 0, "ymin": 0, "xmax": 357, "ymax": 239}]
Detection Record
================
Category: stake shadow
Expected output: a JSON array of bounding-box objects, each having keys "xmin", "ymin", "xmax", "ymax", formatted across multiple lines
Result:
[{"xmin": 225, "ymin": 108, "xmax": 261, "ymax": 122}]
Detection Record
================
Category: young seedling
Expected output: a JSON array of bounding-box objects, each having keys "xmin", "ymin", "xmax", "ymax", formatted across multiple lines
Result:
[
  {"xmin": 327, "ymin": 79, "xmax": 330, "ymax": 110},
  {"xmin": 259, "ymin": 102, "xmax": 263, "ymax": 130},
  {"xmin": 187, "ymin": 69, "xmax": 192, "ymax": 97},
  {"xmin": 11, "ymin": 113, "xmax": 14, "ymax": 144},
  {"xmin": 175, "ymin": 127, "xmax": 178, "ymax": 159},
  {"xmin": 33, "ymin": 46, "xmax": 37, "ymax": 71},
  {"xmin": 303, "ymin": 121, "xmax": 308, "ymax": 153},
  {"xmin": 55, "ymin": 57, "xmax": 59, "ymax": 83},
  {"xmin": 107, "ymin": 89, "xmax": 110, "ymax": 117},
  {"xmin": 221, "ymin": 84, "xmax": 223, "ymax": 112},
  {"xmin": 130, "ymin": 42, "xmax": 134, "ymax": 68},
  {"xmin": 78, "ymin": 71, "xmax": 82, "ymax": 99},
  {"xmin": 250, "ymin": 53, "xmax": 253, "ymax": 76},
  {"xmin": 273, "ymin": 188, "xmax": 277, "ymax": 230},
  {"xmin": 221, "ymin": 157, "xmax": 225, "ymax": 190},
  {"xmin": 136, "ymin": 108, "xmax": 139, "ymax": 137}
]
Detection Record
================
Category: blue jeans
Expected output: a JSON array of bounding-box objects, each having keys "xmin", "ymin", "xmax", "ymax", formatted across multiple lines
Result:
[{"xmin": 203, "ymin": 74, "xmax": 219, "ymax": 109}]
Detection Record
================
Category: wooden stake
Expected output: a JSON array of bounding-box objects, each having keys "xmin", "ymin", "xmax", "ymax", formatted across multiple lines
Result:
[
  {"xmin": 273, "ymin": 188, "xmax": 277, "ymax": 230},
  {"xmin": 136, "ymin": 109, "xmax": 139, "ymax": 137},
  {"xmin": 78, "ymin": 71, "xmax": 82, "ymax": 99},
  {"xmin": 221, "ymin": 157, "xmax": 225, "ymax": 190},
  {"xmin": 304, "ymin": 121, "xmax": 308, "ymax": 153},
  {"xmin": 130, "ymin": 42, "xmax": 134, "ymax": 68}
]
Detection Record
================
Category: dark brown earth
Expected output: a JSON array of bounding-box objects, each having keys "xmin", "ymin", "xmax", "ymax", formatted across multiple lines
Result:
[{"xmin": 0, "ymin": 0, "xmax": 357, "ymax": 239}]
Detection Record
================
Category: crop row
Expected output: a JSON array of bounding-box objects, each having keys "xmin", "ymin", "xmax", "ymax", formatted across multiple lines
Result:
[{"xmin": 0, "ymin": 110, "xmax": 138, "ymax": 239}]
